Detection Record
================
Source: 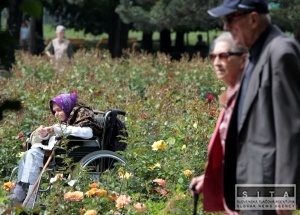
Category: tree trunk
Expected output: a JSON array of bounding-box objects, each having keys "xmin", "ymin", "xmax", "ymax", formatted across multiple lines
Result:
[
  {"xmin": 7, "ymin": 0, "xmax": 23, "ymax": 47},
  {"xmin": 174, "ymin": 31, "xmax": 185, "ymax": 53},
  {"xmin": 108, "ymin": 12, "xmax": 129, "ymax": 58},
  {"xmin": 160, "ymin": 29, "xmax": 171, "ymax": 54},
  {"xmin": 29, "ymin": 15, "xmax": 44, "ymax": 55},
  {"xmin": 141, "ymin": 31, "xmax": 153, "ymax": 53},
  {"xmin": 0, "ymin": 10, "xmax": 2, "ymax": 29},
  {"xmin": 29, "ymin": 17, "xmax": 36, "ymax": 54},
  {"xmin": 5, "ymin": 0, "xmax": 23, "ymax": 70}
]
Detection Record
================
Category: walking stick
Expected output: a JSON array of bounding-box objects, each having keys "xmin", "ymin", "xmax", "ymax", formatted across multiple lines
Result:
[
  {"xmin": 193, "ymin": 193, "xmax": 199, "ymax": 215},
  {"xmin": 190, "ymin": 185, "xmax": 199, "ymax": 215},
  {"xmin": 22, "ymin": 149, "xmax": 55, "ymax": 208}
]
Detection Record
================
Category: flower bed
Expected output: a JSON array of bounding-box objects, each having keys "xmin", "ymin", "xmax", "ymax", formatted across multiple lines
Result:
[{"xmin": 0, "ymin": 50, "xmax": 224, "ymax": 214}]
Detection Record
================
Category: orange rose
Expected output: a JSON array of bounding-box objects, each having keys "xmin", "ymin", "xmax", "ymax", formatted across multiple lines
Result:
[
  {"xmin": 86, "ymin": 189, "xmax": 96, "ymax": 197},
  {"xmin": 3, "ymin": 182, "xmax": 15, "ymax": 191},
  {"xmin": 84, "ymin": 209, "xmax": 97, "ymax": 215},
  {"xmin": 64, "ymin": 191, "xmax": 84, "ymax": 201},
  {"xmin": 115, "ymin": 195, "xmax": 132, "ymax": 209},
  {"xmin": 89, "ymin": 183, "xmax": 98, "ymax": 189},
  {"xmin": 56, "ymin": 173, "xmax": 63, "ymax": 179},
  {"xmin": 133, "ymin": 203, "xmax": 147, "ymax": 212},
  {"xmin": 153, "ymin": 178, "xmax": 166, "ymax": 188},
  {"xmin": 94, "ymin": 189, "xmax": 107, "ymax": 197}
]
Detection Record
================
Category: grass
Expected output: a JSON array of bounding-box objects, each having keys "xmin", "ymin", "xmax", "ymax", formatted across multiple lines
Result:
[
  {"xmin": 1, "ymin": 13, "xmax": 220, "ymax": 47},
  {"xmin": 43, "ymin": 24, "xmax": 221, "ymax": 47}
]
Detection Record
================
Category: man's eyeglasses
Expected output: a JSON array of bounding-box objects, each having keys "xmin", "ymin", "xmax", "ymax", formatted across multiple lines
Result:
[
  {"xmin": 222, "ymin": 12, "xmax": 250, "ymax": 24},
  {"xmin": 209, "ymin": 52, "xmax": 245, "ymax": 61}
]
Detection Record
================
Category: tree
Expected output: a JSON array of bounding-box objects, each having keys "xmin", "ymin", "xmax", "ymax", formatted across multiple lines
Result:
[
  {"xmin": 116, "ymin": 0, "xmax": 221, "ymax": 54},
  {"xmin": 0, "ymin": 0, "xmax": 22, "ymax": 71},
  {"xmin": 44, "ymin": 0, "xmax": 130, "ymax": 58},
  {"xmin": 0, "ymin": 0, "xmax": 43, "ymax": 71},
  {"xmin": 270, "ymin": 0, "xmax": 300, "ymax": 43}
]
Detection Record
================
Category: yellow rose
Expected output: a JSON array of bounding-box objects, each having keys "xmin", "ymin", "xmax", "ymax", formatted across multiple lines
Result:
[
  {"xmin": 152, "ymin": 140, "xmax": 167, "ymax": 151},
  {"xmin": 119, "ymin": 172, "xmax": 133, "ymax": 179},
  {"xmin": 183, "ymin": 170, "xmax": 192, "ymax": 177},
  {"xmin": 148, "ymin": 163, "xmax": 161, "ymax": 170}
]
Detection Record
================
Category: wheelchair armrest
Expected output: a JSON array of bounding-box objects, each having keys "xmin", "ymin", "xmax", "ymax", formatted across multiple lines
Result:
[{"xmin": 55, "ymin": 135, "xmax": 99, "ymax": 141}]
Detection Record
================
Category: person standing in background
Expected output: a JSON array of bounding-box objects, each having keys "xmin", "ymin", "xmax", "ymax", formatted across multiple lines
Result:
[
  {"xmin": 44, "ymin": 25, "xmax": 74, "ymax": 65},
  {"xmin": 195, "ymin": 34, "xmax": 209, "ymax": 58},
  {"xmin": 20, "ymin": 21, "xmax": 30, "ymax": 51}
]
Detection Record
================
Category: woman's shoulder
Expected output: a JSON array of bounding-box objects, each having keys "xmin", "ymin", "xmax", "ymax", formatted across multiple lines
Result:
[{"xmin": 72, "ymin": 103, "xmax": 94, "ymax": 115}]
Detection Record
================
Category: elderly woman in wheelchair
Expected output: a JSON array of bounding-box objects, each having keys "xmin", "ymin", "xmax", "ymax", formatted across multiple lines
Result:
[{"xmin": 9, "ymin": 93, "xmax": 103, "ymax": 208}]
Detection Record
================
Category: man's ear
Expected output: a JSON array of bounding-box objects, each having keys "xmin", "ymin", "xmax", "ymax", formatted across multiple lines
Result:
[
  {"xmin": 240, "ymin": 53, "xmax": 248, "ymax": 69},
  {"xmin": 249, "ymin": 12, "xmax": 260, "ymax": 29}
]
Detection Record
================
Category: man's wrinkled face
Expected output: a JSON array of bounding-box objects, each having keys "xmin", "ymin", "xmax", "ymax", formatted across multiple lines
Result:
[{"xmin": 223, "ymin": 11, "xmax": 253, "ymax": 49}]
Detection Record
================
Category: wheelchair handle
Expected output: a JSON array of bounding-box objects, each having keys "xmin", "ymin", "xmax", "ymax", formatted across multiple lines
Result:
[
  {"xmin": 93, "ymin": 110, "xmax": 105, "ymax": 115},
  {"xmin": 94, "ymin": 109, "xmax": 126, "ymax": 116},
  {"xmin": 112, "ymin": 109, "xmax": 126, "ymax": 116}
]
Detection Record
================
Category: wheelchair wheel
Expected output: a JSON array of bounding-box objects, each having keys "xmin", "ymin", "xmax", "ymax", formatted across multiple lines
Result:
[
  {"xmin": 79, "ymin": 150, "xmax": 126, "ymax": 184},
  {"xmin": 8, "ymin": 166, "xmax": 52, "ymax": 209},
  {"xmin": 9, "ymin": 167, "xmax": 19, "ymax": 194}
]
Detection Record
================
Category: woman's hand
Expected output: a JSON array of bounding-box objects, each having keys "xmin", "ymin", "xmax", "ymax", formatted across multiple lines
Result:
[
  {"xmin": 189, "ymin": 175, "xmax": 204, "ymax": 196},
  {"xmin": 37, "ymin": 125, "xmax": 55, "ymax": 137},
  {"xmin": 37, "ymin": 125, "xmax": 48, "ymax": 137},
  {"xmin": 44, "ymin": 125, "xmax": 55, "ymax": 134}
]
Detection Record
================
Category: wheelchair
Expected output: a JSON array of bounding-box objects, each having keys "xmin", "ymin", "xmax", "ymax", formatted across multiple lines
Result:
[{"xmin": 9, "ymin": 109, "xmax": 127, "ymax": 209}]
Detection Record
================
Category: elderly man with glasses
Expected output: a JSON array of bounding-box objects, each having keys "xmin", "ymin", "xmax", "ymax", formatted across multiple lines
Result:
[{"xmin": 191, "ymin": 0, "xmax": 300, "ymax": 215}]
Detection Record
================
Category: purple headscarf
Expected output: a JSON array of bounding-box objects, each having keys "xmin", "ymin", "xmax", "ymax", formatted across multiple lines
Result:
[{"xmin": 50, "ymin": 93, "xmax": 78, "ymax": 119}]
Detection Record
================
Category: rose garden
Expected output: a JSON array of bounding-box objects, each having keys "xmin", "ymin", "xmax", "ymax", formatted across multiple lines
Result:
[{"xmin": 0, "ymin": 49, "xmax": 224, "ymax": 214}]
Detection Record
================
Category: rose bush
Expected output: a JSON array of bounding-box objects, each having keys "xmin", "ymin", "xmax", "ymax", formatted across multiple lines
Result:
[{"xmin": 0, "ymin": 49, "xmax": 224, "ymax": 214}]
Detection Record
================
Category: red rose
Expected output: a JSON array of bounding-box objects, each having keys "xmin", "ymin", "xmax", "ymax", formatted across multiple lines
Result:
[
  {"xmin": 206, "ymin": 93, "xmax": 214, "ymax": 104},
  {"xmin": 141, "ymin": 113, "xmax": 147, "ymax": 119},
  {"xmin": 18, "ymin": 133, "xmax": 24, "ymax": 140}
]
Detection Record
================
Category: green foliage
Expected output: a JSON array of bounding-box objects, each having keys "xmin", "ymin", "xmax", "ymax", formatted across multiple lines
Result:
[
  {"xmin": 116, "ymin": 0, "xmax": 221, "ymax": 32},
  {"xmin": 21, "ymin": 0, "xmax": 43, "ymax": 20},
  {"xmin": 0, "ymin": 50, "xmax": 224, "ymax": 214},
  {"xmin": 43, "ymin": 0, "xmax": 120, "ymax": 35}
]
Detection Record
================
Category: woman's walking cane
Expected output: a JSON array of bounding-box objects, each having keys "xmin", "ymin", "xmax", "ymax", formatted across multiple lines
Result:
[
  {"xmin": 22, "ymin": 149, "xmax": 55, "ymax": 208},
  {"xmin": 193, "ymin": 193, "xmax": 199, "ymax": 215},
  {"xmin": 190, "ymin": 185, "xmax": 199, "ymax": 215}
]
